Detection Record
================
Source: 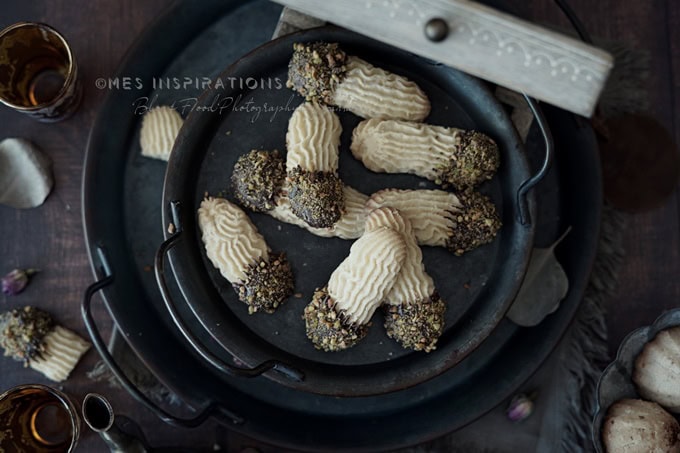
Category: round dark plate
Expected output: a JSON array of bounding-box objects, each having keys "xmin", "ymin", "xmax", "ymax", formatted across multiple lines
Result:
[
  {"xmin": 82, "ymin": 0, "xmax": 601, "ymax": 450},
  {"xmin": 162, "ymin": 25, "xmax": 535, "ymax": 396},
  {"xmin": 592, "ymin": 308, "xmax": 680, "ymax": 452}
]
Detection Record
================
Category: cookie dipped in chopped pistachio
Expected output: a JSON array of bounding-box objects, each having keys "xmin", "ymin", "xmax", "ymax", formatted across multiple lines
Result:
[
  {"xmin": 352, "ymin": 119, "xmax": 500, "ymax": 190},
  {"xmin": 365, "ymin": 207, "xmax": 446, "ymax": 352},
  {"xmin": 287, "ymin": 42, "xmax": 430, "ymax": 121},
  {"xmin": 198, "ymin": 197, "xmax": 294, "ymax": 314},
  {"xmin": 0, "ymin": 306, "xmax": 91, "ymax": 381},
  {"xmin": 367, "ymin": 188, "xmax": 501, "ymax": 256},
  {"xmin": 285, "ymin": 102, "xmax": 345, "ymax": 228},
  {"xmin": 303, "ymin": 227, "xmax": 407, "ymax": 352}
]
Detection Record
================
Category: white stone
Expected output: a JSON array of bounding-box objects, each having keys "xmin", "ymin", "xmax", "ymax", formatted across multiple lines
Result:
[{"xmin": 0, "ymin": 138, "xmax": 54, "ymax": 209}]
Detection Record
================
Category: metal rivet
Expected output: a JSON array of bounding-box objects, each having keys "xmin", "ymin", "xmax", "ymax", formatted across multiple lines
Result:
[{"xmin": 425, "ymin": 18, "xmax": 448, "ymax": 42}]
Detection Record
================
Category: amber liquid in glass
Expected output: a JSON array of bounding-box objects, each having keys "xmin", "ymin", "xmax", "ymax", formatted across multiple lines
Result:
[
  {"xmin": 18, "ymin": 54, "xmax": 69, "ymax": 107},
  {"xmin": 0, "ymin": 387, "xmax": 74, "ymax": 452},
  {"xmin": 0, "ymin": 23, "xmax": 80, "ymax": 121}
]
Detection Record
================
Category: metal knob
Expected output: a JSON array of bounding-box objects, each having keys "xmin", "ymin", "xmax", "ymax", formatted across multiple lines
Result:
[{"xmin": 425, "ymin": 18, "xmax": 449, "ymax": 42}]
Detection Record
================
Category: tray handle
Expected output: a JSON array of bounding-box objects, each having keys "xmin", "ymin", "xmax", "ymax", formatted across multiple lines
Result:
[
  {"xmin": 155, "ymin": 201, "xmax": 305, "ymax": 383},
  {"xmin": 82, "ymin": 246, "xmax": 243, "ymax": 428},
  {"xmin": 516, "ymin": 94, "xmax": 554, "ymax": 226}
]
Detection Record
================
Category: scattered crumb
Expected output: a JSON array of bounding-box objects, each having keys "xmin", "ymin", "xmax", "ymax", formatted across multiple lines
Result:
[
  {"xmin": 167, "ymin": 222, "xmax": 175, "ymax": 234},
  {"xmin": 225, "ymin": 130, "xmax": 231, "ymax": 136},
  {"xmin": 463, "ymin": 282, "xmax": 471, "ymax": 289},
  {"xmin": 143, "ymin": 265, "xmax": 152, "ymax": 272},
  {"xmin": 294, "ymin": 293, "xmax": 303, "ymax": 299}
]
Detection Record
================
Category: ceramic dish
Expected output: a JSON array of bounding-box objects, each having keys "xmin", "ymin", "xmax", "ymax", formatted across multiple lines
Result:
[{"xmin": 592, "ymin": 308, "xmax": 680, "ymax": 452}]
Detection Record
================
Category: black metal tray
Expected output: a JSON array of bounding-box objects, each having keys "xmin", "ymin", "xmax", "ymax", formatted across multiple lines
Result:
[
  {"xmin": 160, "ymin": 25, "xmax": 538, "ymax": 397},
  {"xmin": 82, "ymin": 0, "xmax": 601, "ymax": 450}
]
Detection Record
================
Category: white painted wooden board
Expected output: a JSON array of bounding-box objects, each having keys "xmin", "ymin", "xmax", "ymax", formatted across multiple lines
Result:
[{"xmin": 271, "ymin": 0, "xmax": 613, "ymax": 117}]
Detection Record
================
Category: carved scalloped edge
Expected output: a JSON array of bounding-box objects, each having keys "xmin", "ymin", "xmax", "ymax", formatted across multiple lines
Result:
[
  {"xmin": 452, "ymin": 20, "xmax": 604, "ymax": 83},
  {"xmin": 362, "ymin": 0, "xmax": 608, "ymax": 86}
]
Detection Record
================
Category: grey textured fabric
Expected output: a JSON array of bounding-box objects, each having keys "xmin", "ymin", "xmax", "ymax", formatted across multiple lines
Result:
[{"xmin": 400, "ymin": 206, "xmax": 625, "ymax": 453}]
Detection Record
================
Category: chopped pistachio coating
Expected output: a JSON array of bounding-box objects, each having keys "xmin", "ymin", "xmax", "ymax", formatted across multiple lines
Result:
[
  {"xmin": 303, "ymin": 287, "xmax": 368, "ymax": 352},
  {"xmin": 231, "ymin": 149, "xmax": 286, "ymax": 212},
  {"xmin": 286, "ymin": 42, "xmax": 347, "ymax": 104},
  {"xmin": 435, "ymin": 131, "xmax": 500, "ymax": 189},
  {"xmin": 0, "ymin": 306, "xmax": 54, "ymax": 365},
  {"xmin": 383, "ymin": 293, "xmax": 446, "ymax": 353},
  {"xmin": 234, "ymin": 253, "xmax": 294, "ymax": 314},
  {"xmin": 446, "ymin": 189, "xmax": 502, "ymax": 256},
  {"xmin": 287, "ymin": 166, "xmax": 344, "ymax": 228}
]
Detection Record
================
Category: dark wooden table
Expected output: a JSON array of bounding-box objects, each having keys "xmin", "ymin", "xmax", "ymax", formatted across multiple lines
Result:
[{"xmin": 1, "ymin": 1, "xmax": 678, "ymax": 451}]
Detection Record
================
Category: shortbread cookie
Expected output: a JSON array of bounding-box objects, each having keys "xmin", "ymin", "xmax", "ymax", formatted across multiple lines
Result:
[
  {"xmin": 304, "ymin": 228, "xmax": 407, "ymax": 351},
  {"xmin": 602, "ymin": 399, "xmax": 680, "ymax": 453},
  {"xmin": 367, "ymin": 188, "xmax": 501, "ymax": 255},
  {"xmin": 365, "ymin": 207, "xmax": 445, "ymax": 352},
  {"xmin": 352, "ymin": 118, "xmax": 500, "ymax": 190},
  {"xmin": 139, "ymin": 106, "xmax": 183, "ymax": 161},
  {"xmin": 286, "ymin": 102, "xmax": 344, "ymax": 228},
  {"xmin": 0, "ymin": 306, "xmax": 90, "ymax": 382},
  {"xmin": 198, "ymin": 197, "xmax": 294, "ymax": 313},
  {"xmin": 232, "ymin": 149, "xmax": 286, "ymax": 212},
  {"xmin": 633, "ymin": 326, "xmax": 680, "ymax": 413},
  {"xmin": 287, "ymin": 42, "xmax": 430, "ymax": 121}
]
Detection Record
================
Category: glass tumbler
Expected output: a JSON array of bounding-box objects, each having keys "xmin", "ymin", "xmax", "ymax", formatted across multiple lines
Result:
[{"xmin": 0, "ymin": 22, "xmax": 82, "ymax": 122}]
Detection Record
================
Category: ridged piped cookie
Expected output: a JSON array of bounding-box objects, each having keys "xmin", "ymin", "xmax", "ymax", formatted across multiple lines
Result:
[
  {"xmin": 0, "ymin": 306, "xmax": 90, "ymax": 382},
  {"xmin": 286, "ymin": 102, "xmax": 344, "ymax": 228},
  {"xmin": 304, "ymin": 228, "xmax": 407, "ymax": 351},
  {"xmin": 287, "ymin": 42, "xmax": 430, "ymax": 121},
  {"xmin": 367, "ymin": 188, "xmax": 501, "ymax": 256},
  {"xmin": 198, "ymin": 197, "xmax": 294, "ymax": 314},
  {"xmin": 139, "ymin": 106, "xmax": 183, "ymax": 161},
  {"xmin": 352, "ymin": 118, "xmax": 499, "ymax": 190},
  {"xmin": 365, "ymin": 207, "xmax": 445, "ymax": 352}
]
